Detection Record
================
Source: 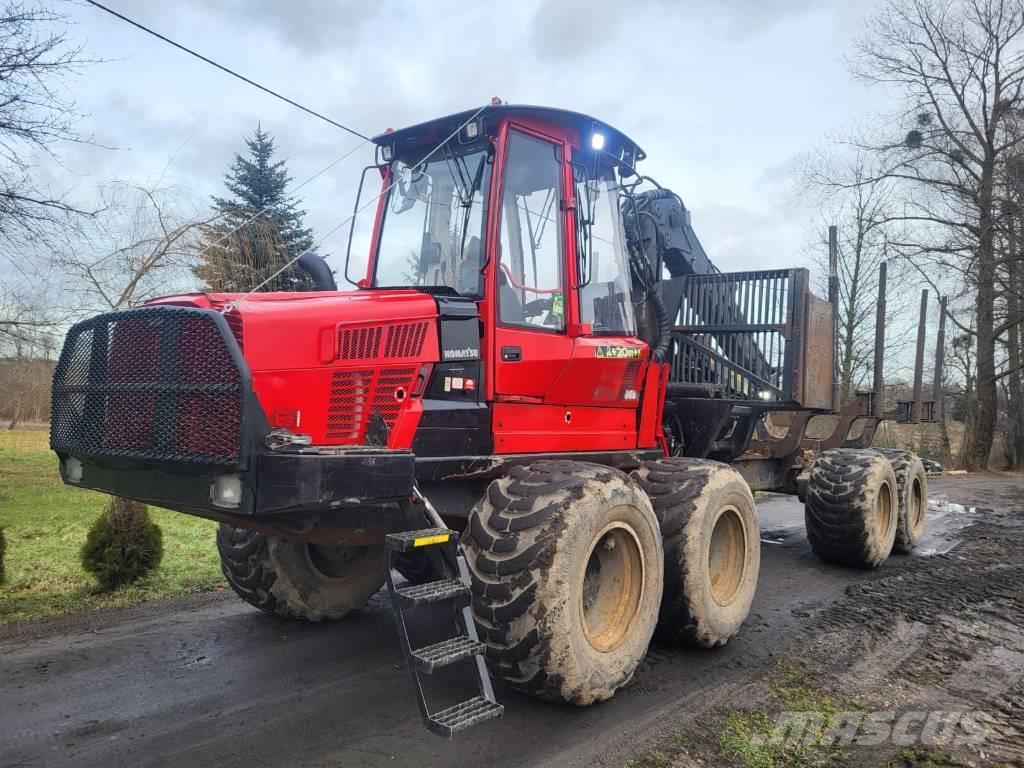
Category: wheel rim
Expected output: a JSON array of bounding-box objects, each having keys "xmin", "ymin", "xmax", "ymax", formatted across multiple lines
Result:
[
  {"xmin": 876, "ymin": 482, "xmax": 894, "ymax": 540},
  {"xmin": 579, "ymin": 521, "xmax": 645, "ymax": 653},
  {"xmin": 708, "ymin": 506, "xmax": 747, "ymax": 606},
  {"xmin": 305, "ymin": 543, "xmax": 360, "ymax": 580},
  {"xmin": 910, "ymin": 477, "xmax": 925, "ymax": 532}
]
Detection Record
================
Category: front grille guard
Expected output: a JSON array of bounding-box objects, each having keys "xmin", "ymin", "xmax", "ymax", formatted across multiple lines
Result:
[{"xmin": 50, "ymin": 306, "xmax": 254, "ymax": 470}]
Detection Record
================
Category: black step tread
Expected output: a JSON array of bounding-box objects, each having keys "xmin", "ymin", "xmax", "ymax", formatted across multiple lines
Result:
[
  {"xmin": 386, "ymin": 528, "xmax": 457, "ymax": 552},
  {"xmin": 412, "ymin": 636, "xmax": 485, "ymax": 672},
  {"xmin": 429, "ymin": 696, "xmax": 503, "ymax": 736},
  {"xmin": 395, "ymin": 578, "xmax": 469, "ymax": 606}
]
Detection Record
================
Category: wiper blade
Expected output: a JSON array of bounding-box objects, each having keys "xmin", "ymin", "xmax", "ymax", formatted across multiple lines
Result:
[
  {"xmin": 456, "ymin": 153, "xmax": 488, "ymax": 265},
  {"xmin": 441, "ymin": 144, "xmax": 472, "ymax": 206}
]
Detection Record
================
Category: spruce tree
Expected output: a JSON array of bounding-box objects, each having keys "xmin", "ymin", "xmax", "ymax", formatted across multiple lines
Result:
[{"xmin": 194, "ymin": 125, "xmax": 318, "ymax": 292}]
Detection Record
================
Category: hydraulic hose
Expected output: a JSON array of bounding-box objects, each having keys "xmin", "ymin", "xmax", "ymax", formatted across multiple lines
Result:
[{"xmin": 648, "ymin": 284, "xmax": 671, "ymax": 363}]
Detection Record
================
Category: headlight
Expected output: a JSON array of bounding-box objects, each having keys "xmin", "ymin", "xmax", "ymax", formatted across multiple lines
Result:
[
  {"xmin": 64, "ymin": 456, "xmax": 83, "ymax": 483},
  {"xmin": 210, "ymin": 474, "xmax": 242, "ymax": 508}
]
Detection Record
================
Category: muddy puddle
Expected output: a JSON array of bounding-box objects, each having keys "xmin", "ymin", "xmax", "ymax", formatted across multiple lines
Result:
[
  {"xmin": 754, "ymin": 492, "xmax": 992, "ymax": 554},
  {"xmin": 917, "ymin": 496, "xmax": 992, "ymax": 555}
]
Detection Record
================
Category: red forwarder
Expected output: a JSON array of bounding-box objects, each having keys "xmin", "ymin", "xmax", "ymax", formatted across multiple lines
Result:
[{"xmin": 51, "ymin": 104, "xmax": 933, "ymax": 736}]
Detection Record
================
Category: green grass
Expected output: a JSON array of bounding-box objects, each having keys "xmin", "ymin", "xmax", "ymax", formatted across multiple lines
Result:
[
  {"xmin": 769, "ymin": 663, "xmax": 862, "ymax": 715},
  {"xmin": 717, "ymin": 707, "xmax": 844, "ymax": 768},
  {"xmin": 715, "ymin": 665, "xmax": 862, "ymax": 768},
  {"xmin": 0, "ymin": 430, "xmax": 223, "ymax": 623},
  {"xmin": 889, "ymin": 747, "xmax": 972, "ymax": 768}
]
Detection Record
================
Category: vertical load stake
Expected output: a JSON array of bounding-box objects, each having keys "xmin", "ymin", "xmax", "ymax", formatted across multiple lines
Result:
[
  {"xmin": 933, "ymin": 296, "xmax": 947, "ymax": 422},
  {"xmin": 912, "ymin": 289, "xmax": 929, "ymax": 423},
  {"xmin": 872, "ymin": 261, "xmax": 887, "ymax": 419},
  {"xmin": 828, "ymin": 225, "xmax": 840, "ymax": 413}
]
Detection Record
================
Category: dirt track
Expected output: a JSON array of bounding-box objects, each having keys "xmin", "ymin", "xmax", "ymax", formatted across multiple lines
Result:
[{"xmin": 1, "ymin": 473, "xmax": 1022, "ymax": 767}]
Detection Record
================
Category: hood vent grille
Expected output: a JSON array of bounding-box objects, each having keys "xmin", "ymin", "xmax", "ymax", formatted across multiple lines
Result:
[
  {"xmin": 325, "ymin": 367, "xmax": 419, "ymax": 442},
  {"xmin": 337, "ymin": 321, "xmax": 429, "ymax": 361},
  {"xmin": 338, "ymin": 325, "xmax": 383, "ymax": 361}
]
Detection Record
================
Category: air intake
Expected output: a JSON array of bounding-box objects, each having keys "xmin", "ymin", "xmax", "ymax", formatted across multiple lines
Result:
[
  {"xmin": 337, "ymin": 321, "xmax": 429, "ymax": 361},
  {"xmin": 384, "ymin": 321, "xmax": 429, "ymax": 358},
  {"xmin": 326, "ymin": 367, "xmax": 419, "ymax": 442}
]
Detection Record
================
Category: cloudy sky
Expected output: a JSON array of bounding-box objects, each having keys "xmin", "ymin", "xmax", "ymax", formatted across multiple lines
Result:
[{"xmin": 48, "ymin": 0, "xmax": 888, "ymax": 283}]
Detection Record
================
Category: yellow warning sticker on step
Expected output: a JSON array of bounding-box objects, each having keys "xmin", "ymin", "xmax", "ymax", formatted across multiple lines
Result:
[{"xmin": 413, "ymin": 533, "xmax": 450, "ymax": 547}]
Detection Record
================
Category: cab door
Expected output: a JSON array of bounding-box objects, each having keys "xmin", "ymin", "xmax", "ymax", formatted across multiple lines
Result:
[
  {"xmin": 492, "ymin": 127, "xmax": 573, "ymax": 399},
  {"xmin": 542, "ymin": 159, "xmax": 647, "ymax": 451}
]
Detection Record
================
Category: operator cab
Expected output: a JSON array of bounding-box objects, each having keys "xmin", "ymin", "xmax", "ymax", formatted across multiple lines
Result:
[
  {"xmin": 363, "ymin": 104, "xmax": 644, "ymax": 332},
  {"xmin": 353, "ymin": 104, "xmax": 659, "ymax": 453}
]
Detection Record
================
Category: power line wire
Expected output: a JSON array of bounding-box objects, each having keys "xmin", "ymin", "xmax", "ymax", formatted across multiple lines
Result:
[{"xmin": 84, "ymin": 0, "xmax": 371, "ymax": 141}]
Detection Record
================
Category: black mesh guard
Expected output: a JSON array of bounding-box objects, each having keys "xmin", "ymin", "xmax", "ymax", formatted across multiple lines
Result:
[{"xmin": 50, "ymin": 306, "xmax": 247, "ymax": 468}]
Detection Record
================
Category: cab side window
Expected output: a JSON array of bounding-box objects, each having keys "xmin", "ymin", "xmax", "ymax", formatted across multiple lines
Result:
[{"xmin": 497, "ymin": 131, "xmax": 565, "ymax": 331}]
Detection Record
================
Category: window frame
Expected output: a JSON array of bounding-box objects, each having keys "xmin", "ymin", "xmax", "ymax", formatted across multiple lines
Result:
[
  {"xmin": 571, "ymin": 161, "xmax": 637, "ymax": 337},
  {"xmin": 493, "ymin": 126, "xmax": 569, "ymax": 335},
  {"xmin": 369, "ymin": 141, "xmax": 492, "ymax": 297}
]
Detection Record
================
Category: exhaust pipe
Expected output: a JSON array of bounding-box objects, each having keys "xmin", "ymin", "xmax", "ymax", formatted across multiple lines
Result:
[{"xmin": 296, "ymin": 252, "xmax": 337, "ymax": 291}]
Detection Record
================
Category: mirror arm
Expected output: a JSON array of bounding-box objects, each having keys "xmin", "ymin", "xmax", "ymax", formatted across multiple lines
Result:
[{"xmin": 344, "ymin": 164, "xmax": 385, "ymax": 288}]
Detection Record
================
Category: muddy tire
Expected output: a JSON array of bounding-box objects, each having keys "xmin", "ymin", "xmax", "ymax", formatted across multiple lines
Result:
[
  {"xmin": 875, "ymin": 449, "xmax": 928, "ymax": 554},
  {"xmin": 804, "ymin": 449, "xmax": 898, "ymax": 569},
  {"xmin": 631, "ymin": 458, "xmax": 760, "ymax": 647},
  {"xmin": 461, "ymin": 461, "xmax": 663, "ymax": 705},
  {"xmin": 216, "ymin": 525, "xmax": 385, "ymax": 621}
]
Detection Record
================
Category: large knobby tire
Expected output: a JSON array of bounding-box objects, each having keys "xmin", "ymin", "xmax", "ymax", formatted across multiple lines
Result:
[
  {"xmin": 631, "ymin": 458, "xmax": 760, "ymax": 648},
  {"xmin": 216, "ymin": 524, "xmax": 385, "ymax": 621},
  {"xmin": 804, "ymin": 449, "xmax": 898, "ymax": 569},
  {"xmin": 875, "ymin": 449, "xmax": 928, "ymax": 554},
  {"xmin": 461, "ymin": 461, "xmax": 663, "ymax": 706}
]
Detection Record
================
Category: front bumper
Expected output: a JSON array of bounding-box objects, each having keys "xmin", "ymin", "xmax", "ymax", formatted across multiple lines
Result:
[{"xmin": 58, "ymin": 448, "xmax": 416, "ymax": 518}]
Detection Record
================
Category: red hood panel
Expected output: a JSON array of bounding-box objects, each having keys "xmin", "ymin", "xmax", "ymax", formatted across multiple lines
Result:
[
  {"xmin": 147, "ymin": 290, "xmax": 439, "ymax": 370},
  {"xmin": 145, "ymin": 289, "xmax": 441, "ymax": 447}
]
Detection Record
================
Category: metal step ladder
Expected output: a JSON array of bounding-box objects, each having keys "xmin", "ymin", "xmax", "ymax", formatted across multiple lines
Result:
[{"xmin": 385, "ymin": 527, "xmax": 503, "ymax": 737}]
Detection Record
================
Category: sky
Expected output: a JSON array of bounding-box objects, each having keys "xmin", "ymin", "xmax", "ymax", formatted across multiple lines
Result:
[{"xmin": 41, "ymin": 0, "xmax": 889, "ymax": 284}]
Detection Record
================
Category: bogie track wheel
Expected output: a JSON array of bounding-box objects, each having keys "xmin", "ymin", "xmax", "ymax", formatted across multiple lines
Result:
[
  {"xmin": 804, "ymin": 449, "xmax": 898, "ymax": 569},
  {"xmin": 874, "ymin": 449, "xmax": 929, "ymax": 554},
  {"xmin": 631, "ymin": 458, "xmax": 761, "ymax": 647},
  {"xmin": 460, "ymin": 461, "xmax": 663, "ymax": 705}
]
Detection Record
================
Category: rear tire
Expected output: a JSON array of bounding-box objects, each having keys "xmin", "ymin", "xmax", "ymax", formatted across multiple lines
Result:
[
  {"xmin": 461, "ymin": 461, "xmax": 663, "ymax": 705},
  {"xmin": 875, "ymin": 449, "xmax": 928, "ymax": 554},
  {"xmin": 631, "ymin": 458, "xmax": 761, "ymax": 647},
  {"xmin": 216, "ymin": 525, "xmax": 385, "ymax": 621},
  {"xmin": 804, "ymin": 449, "xmax": 898, "ymax": 569}
]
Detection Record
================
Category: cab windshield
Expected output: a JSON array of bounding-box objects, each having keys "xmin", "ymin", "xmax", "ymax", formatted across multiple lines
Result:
[
  {"xmin": 576, "ymin": 164, "xmax": 635, "ymax": 335},
  {"xmin": 373, "ymin": 145, "xmax": 491, "ymax": 296}
]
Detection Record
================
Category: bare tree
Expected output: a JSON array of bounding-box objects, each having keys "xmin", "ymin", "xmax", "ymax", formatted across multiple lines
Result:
[
  {"xmin": 852, "ymin": 0, "xmax": 1024, "ymax": 469},
  {"xmin": 0, "ymin": 1, "xmax": 95, "ymax": 351},
  {"xmin": 0, "ymin": 280, "xmax": 59, "ymax": 351},
  {"xmin": 53, "ymin": 182, "xmax": 219, "ymax": 312},
  {"xmin": 799, "ymin": 149, "xmax": 914, "ymax": 402},
  {"xmin": 0, "ymin": 2, "xmax": 94, "ymax": 245}
]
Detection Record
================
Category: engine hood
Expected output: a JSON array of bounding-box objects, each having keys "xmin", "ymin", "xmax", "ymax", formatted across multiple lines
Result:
[{"xmin": 146, "ymin": 289, "xmax": 440, "ymax": 370}]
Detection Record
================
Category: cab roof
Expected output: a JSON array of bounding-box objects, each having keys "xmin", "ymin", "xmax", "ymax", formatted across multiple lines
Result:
[{"xmin": 372, "ymin": 103, "xmax": 646, "ymax": 165}]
